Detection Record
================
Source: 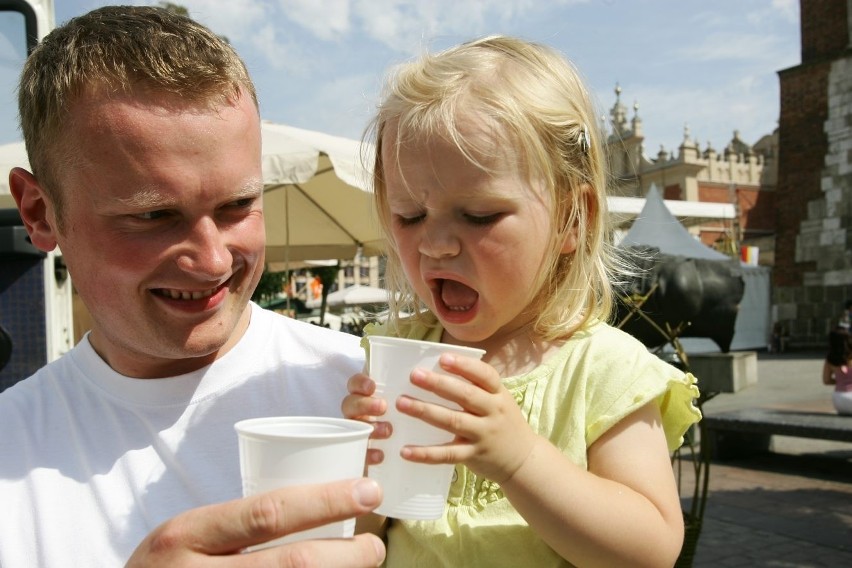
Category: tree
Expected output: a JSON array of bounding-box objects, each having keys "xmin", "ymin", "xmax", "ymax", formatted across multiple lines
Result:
[{"xmin": 251, "ymin": 268, "xmax": 285, "ymax": 306}]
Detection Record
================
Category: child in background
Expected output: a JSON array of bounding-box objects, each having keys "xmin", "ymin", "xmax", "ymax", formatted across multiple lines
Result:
[
  {"xmin": 343, "ymin": 36, "xmax": 701, "ymax": 567},
  {"xmin": 823, "ymin": 328, "xmax": 852, "ymax": 415}
]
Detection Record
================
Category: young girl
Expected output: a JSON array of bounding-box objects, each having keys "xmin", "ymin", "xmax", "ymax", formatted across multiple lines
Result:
[
  {"xmin": 823, "ymin": 328, "xmax": 852, "ymax": 415},
  {"xmin": 343, "ymin": 35, "xmax": 701, "ymax": 567}
]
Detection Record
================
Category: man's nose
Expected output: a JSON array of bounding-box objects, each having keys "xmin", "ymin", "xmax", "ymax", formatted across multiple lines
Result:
[{"xmin": 174, "ymin": 218, "xmax": 232, "ymax": 277}]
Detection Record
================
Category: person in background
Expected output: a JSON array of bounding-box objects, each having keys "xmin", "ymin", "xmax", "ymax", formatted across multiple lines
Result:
[
  {"xmin": 0, "ymin": 6, "xmax": 384, "ymax": 567},
  {"xmin": 344, "ymin": 35, "xmax": 701, "ymax": 567},
  {"xmin": 838, "ymin": 300, "xmax": 852, "ymax": 330},
  {"xmin": 823, "ymin": 327, "xmax": 852, "ymax": 415}
]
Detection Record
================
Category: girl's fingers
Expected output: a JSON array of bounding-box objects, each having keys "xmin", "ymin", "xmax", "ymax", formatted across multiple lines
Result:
[
  {"xmin": 396, "ymin": 393, "xmax": 477, "ymax": 440},
  {"xmin": 347, "ymin": 373, "xmax": 376, "ymax": 396},
  {"xmin": 365, "ymin": 447, "xmax": 385, "ymax": 466},
  {"xmin": 342, "ymin": 395, "xmax": 388, "ymax": 420},
  {"xmin": 400, "ymin": 442, "xmax": 472, "ymax": 465},
  {"xmin": 370, "ymin": 420, "xmax": 392, "ymax": 439},
  {"xmin": 408, "ymin": 367, "xmax": 494, "ymax": 417},
  {"xmin": 341, "ymin": 373, "xmax": 387, "ymax": 421},
  {"xmin": 439, "ymin": 353, "xmax": 503, "ymax": 393}
]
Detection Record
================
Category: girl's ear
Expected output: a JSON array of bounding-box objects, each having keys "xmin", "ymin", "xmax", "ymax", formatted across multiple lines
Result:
[
  {"xmin": 560, "ymin": 183, "xmax": 595, "ymax": 254},
  {"xmin": 561, "ymin": 224, "xmax": 579, "ymax": 254},
  {"xmin": 9, "ymin": 167, "xmax": 59, "ymax": 252}
]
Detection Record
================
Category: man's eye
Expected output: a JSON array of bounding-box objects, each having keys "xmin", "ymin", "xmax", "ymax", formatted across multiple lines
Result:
[
  {"xmin": 135, "ymin": 210, "xmax": 170, "ymax": 221},
  {"xmin": 465, "ymin": 213, "xmax": 501, "ymax": 225},
  {"xmin": 229, "ymin": 197, "xmax": 256, "ymax": 209}
]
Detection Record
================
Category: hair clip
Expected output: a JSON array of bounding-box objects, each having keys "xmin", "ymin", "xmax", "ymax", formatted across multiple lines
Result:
[{"xmin": 579, "ymin": 124, "xmax": 590, "ymax": 154}]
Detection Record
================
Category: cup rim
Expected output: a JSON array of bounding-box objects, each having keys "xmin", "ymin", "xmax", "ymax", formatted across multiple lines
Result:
[
  {"xmin": 366, "ymin": 335, "xmax": 485, "ymax": 357},
  {"xmin": 234, "ymin": 416, "xmax": 373, "ymax": 440}
]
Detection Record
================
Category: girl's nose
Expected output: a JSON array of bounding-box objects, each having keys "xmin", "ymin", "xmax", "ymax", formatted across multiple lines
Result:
[{"xmin": 418, "ymin": 220, "xmax": 461, "ymax": 259}]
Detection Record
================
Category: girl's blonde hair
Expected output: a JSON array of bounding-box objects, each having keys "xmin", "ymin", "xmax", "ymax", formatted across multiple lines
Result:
[{"xmin": 367, "ymin": 35, "xmax": 621, "ymax": 340}]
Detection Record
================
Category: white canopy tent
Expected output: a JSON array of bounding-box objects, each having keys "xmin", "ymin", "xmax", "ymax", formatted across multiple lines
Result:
[{"xmin": 616, "ymin": 185, "xmax": 732, "ymax": 261}]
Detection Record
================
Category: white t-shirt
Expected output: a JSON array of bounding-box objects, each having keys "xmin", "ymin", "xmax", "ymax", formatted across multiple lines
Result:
[{"xmin": 0, "ymin": 303, "xmax": 364, "ymax": 567}]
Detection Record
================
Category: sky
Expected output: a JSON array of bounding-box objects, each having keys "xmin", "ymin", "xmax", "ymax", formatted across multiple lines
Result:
[{"xmin": 0, "ymin": 0, "xmax": 800, "ymax": 156}]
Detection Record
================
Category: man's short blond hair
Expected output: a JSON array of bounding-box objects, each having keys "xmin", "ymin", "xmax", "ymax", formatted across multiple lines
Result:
[{"xmin": 18, "ymin": 5, "xmax": 258, "ymax": 219}]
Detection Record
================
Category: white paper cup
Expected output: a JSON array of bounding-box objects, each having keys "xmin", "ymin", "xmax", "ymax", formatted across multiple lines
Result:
[
  {"xmin": 234, "ymin": 416, "xmax": 373, "ymax": 550},
  {"xmin": 366, "ymin": 336, "xmax": 485, "ymax": 520}
]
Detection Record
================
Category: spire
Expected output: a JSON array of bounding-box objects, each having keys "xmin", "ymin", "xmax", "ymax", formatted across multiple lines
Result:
[
  {"xmin": 725, "ymin": 129, "xmax": 752, "ymax": 158},
  {"xmin": 680, "ymin": 123, "xmax": 697, "ymax": 148},
  {"xmin": 610, "ymin": 83, "xmax": 628, "ymax": 135},
  {"xmin": 631, "ymin": 100, "xmax": 642, "ymax": 136}
]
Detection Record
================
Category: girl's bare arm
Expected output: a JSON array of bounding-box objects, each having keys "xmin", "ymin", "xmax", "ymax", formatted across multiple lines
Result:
[{"xmin": 499, "ymin": 403, "xmax": 684, "ymax": 568}]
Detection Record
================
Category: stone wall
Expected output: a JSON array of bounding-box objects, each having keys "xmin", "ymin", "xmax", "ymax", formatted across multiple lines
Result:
[{"xmin": 774, "ymin": 0, "xmax": 852, "ymax": 347}]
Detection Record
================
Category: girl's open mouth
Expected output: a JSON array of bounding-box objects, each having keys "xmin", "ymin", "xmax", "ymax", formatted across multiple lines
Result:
[{"xmin": 437, "ymin": 278, "xmax": 479, "ymax": 312}]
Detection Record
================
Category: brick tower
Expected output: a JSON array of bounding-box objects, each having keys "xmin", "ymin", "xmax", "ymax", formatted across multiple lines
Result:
[{"xmin": 774, "ymin": 0, "xmax": 852, "ymax": 347}]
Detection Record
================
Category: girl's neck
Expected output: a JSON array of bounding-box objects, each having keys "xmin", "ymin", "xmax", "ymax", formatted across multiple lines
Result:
[{"xmin": 441, "ymin": 324, "xmax": 565, "ymax": 378}]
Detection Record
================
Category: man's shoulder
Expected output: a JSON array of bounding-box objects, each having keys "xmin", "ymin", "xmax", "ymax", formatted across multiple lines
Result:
[
  {"xmin": 3, "ymin": 337, "xmax": 83, "ymax": 386},
  {"xmin": 0, "ymin": 348, "xmax": 81, "ymax": 424},
  {"xmin": 252, "ymin": 305, "xmax": 363, "ymax": 354}
]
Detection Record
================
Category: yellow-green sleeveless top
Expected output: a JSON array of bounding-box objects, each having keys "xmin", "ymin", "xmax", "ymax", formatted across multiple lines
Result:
[{"xmin": 362, "ymin": 314, "xmax": 701, "ymax": 567}]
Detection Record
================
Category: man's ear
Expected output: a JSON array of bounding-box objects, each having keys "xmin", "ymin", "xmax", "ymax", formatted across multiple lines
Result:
[{"xmin": 9, "ymin": 167, "xmax": 59, "ymax": 252}]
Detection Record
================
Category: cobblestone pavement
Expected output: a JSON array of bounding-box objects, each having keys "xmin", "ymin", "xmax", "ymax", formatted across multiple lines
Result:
[{"xmin": 676, "ymin": 351, "xmax": 852, "ymax": 567}]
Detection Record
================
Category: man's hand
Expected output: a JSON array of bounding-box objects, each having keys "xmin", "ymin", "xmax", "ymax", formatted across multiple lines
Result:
[{"xmin": 126, "ymin": 478, "xmax": 385, "ymax": 567}]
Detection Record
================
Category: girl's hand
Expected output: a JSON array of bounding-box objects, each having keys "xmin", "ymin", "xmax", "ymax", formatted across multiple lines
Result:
[
  {"xmin": 341, "ymin": 372, "xmax": 391, "ymax": 466},
  {"xmin": 395, "ymin": 353, "xmax": 538, "ymax": 484}
]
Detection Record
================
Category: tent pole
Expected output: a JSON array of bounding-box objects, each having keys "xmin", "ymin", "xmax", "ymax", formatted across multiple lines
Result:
[{"xmin": 284, "ymin": 187, "xmax": 291, "ymax": 314}]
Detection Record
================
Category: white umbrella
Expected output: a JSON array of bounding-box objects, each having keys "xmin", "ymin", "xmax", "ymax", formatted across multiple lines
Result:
[
  {"xmin": 261, "ymin": 122, "xmax": 384, "ymax": 263},
  {"xmin": 306, "ymin": 284, "xmax": 394, "ymax": 309},
  {"xmin": 0, "ymin": 122, "xmax": 386, "ymax": 262}
]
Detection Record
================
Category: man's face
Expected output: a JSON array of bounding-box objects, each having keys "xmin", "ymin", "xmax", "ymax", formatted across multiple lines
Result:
[{"xmin": 47, "ymin": 89, "xmax": 266, "ymax": 377}]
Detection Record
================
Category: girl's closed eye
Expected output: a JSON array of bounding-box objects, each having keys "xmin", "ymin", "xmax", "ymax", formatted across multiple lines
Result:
[
  {"xmin": 464, "ymin": 212, "xmax": 503, "ymax": 225},
  {"xmin": 394, "ymin": 212, "xmax": 426, "ymax": 227}
]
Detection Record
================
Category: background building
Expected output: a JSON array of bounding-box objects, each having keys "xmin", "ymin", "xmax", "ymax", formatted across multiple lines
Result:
[
  {"xmin": 607, "ymin": 85, "xmax": 778, "ymax": 266},
  {"xmin": 773, "ymin": 0, "xmax": 852, "ymax": 348}
]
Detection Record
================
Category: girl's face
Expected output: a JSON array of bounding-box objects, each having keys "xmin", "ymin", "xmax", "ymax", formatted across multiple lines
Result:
[{"xmin": 382, "ymin": 123, "xmax": 563, "ymax": 348}]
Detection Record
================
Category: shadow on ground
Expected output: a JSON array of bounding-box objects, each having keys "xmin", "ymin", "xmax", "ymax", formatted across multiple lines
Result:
[{"xmin": 676, "ymin": 450, "xmax": 852, "ymax": 566}]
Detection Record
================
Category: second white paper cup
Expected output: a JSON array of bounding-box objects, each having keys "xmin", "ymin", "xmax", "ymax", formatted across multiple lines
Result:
[
  {"xmin": 366, "ymin": 336, "xmax": 485, "ymax": 520},
  {"xmin": 234, "ymin": 416, "xmax": 372, "ymax": 550}
]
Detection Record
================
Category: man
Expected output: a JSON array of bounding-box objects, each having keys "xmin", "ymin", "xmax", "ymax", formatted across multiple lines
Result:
[{"xmin": 0, "ymin": 6, "xmax": 384, "ymax": 566}]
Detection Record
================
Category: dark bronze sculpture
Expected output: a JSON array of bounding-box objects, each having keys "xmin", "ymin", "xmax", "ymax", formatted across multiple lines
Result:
[{"xmin": 615, "ymin": 247, "xmax": 745, "ymax": 353}]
